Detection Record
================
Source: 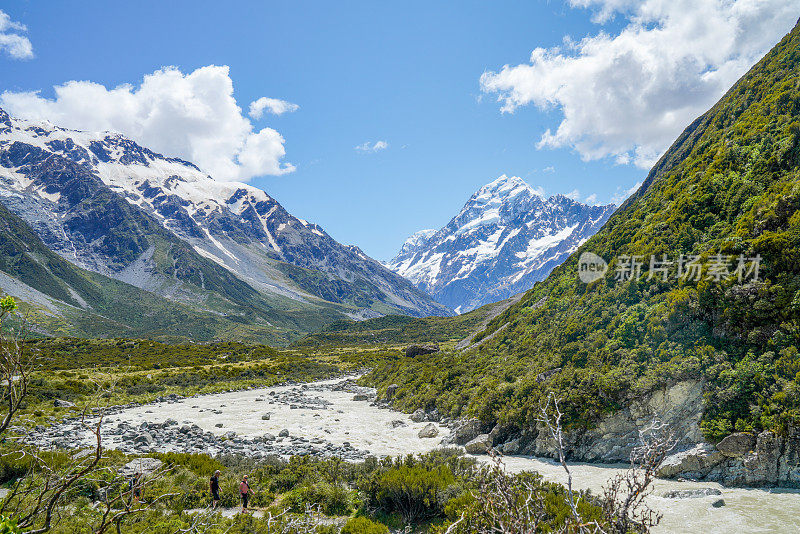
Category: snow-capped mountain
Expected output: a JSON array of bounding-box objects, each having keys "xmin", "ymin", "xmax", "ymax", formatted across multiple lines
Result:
[
  {"xmin": 0, "ymin": 107, "xmax": 450, "ymax": 321},
  {"xmin": 387, "ymin": 175, "xmax": 616, "ymax": 313}
]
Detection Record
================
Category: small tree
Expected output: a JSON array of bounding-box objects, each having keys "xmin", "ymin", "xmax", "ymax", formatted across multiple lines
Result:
[{"xmin": 0, "ymin": 297, "xmax": 178, "ymax": 533}]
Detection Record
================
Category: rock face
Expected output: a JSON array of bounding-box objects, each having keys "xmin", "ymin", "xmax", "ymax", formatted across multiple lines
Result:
[
  {"xmin": 483, "ymin": 379, "xmax": 800, "ymax": 487},
  {"xmin": 404, "ymin": 344, "xmax": 440, "ymax": 358},
  {"xmin": 387, "ymin": 175, "xmax": 615, "ymax": 313},
  {"xmin": 518, "ymin": 380, "xmax": 705, "ymax": 463}
]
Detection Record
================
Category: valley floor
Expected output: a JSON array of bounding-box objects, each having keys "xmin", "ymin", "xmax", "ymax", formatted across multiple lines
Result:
[{"xmin": 27, "ymin": 375, "xmax": 800, "ymax": 534}]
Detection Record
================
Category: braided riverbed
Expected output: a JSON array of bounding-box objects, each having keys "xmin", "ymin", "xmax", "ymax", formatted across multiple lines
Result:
[{"xmin": 35, "ymin": 377, "xmax": 800, "ymax": 533}]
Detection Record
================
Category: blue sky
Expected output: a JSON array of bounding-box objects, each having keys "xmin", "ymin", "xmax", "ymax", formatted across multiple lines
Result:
[{"xmin": 1, "ymin": 1, "xmax": 796, "ymax": 260}]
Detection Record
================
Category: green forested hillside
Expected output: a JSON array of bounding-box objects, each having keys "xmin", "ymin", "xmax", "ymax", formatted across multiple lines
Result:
[
  {"xmin": 292, "ymin": 296, "xmax": 515, "ymax": 348},
  {"xmin": 366, "ymin": 21, "xmax": 800, "ymax": 441}
]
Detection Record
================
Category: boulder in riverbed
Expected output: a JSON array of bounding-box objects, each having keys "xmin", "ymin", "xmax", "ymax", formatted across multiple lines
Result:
[
  {"xmin": 658, "ymin": 443, "xmax": 724, "ymax": 478},
  {"xmin": 418, "ymin": 423, "xmax": 439, "ymax": 439},
  {"xmin": 464, "ymin": 434, "xmax": 492, "ymax": 454},
  {"xmin": 662, "ymin": 488, "xmax": 722, "ymax": 499}
]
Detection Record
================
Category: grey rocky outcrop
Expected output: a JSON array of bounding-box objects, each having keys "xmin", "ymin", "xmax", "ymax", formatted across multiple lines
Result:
[
  {"xmin": 464, "ymin": 434, "xmax": 492, "ymax": 454},
  {"xmin": 716, "ymin": 432, "xmax": 756, "ymax": 457},
  {"xmin": 404, "ymin": 344, "xmax": 440, "ymax": 357},
  {"xmin": 443, "ymin": 418, "xmax": 482, "ymax": 445},
  {"xmin": 410, "ymin": 409, "xmax": 426, "ymax": 423},
  {"xmin": 476, "ymin": 379, "xmax": 800, "ymax": 487}
]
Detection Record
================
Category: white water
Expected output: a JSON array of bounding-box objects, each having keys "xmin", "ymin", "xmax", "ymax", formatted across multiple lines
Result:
[{"xmin": 104, "ymin": 378, "xmax": 800, "ymax": 533}]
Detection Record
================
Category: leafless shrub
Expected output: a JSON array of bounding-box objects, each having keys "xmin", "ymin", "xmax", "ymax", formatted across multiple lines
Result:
[
  {"xmin": 446, "ymin": 393, "xmax": 676, "ymax": 534},
  {"xmin": 444, "ymin": 450, "xmax": 547, "ymax": 534},
  {"xmin": 599, "ymin": 420, "xmax": 677, "ymax": 533}
]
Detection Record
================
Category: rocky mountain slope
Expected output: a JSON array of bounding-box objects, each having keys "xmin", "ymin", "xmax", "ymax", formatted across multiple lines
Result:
[
  {"xmin": 0, "ymin": 108, "xmax": 449, "ymax": 339},
  {"xmin": 367, "ymin": 20, "xmax": 800, "ymax": 484},
  {"xmin": 387, "ymin": 175, "xmax": 615, "ymax": 312},
  {"xmin": 0, "ymin": 201, "xmax": 320, "ymax": 343}
]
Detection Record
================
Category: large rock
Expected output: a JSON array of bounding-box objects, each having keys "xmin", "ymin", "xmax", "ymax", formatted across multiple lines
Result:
[
  {"xmin": 404, "ymin": 344, "xmax": 440, "ymax": 357},
  {"xmin": 658, "ymin": 443, "xmax": 724, "ymax": 478},
  {"xmin": 717, "ymin": 432, "xmax": 756, "ymax": 457},
  {"xmin": 53, "ymin": 399, "xmax": 75, "ymax": 408},
  {"xmin": 499, "ymin": 438, "xmax": 521, "ymax": 455},
  {"xmin": 410, "ymin": 409, "xmax": 426, "ymax": 423},
  {"xmin": 120, "ymin": 457, "xmax": 163, "ymax": 476},
  {"xmin": 662, "ymin": 488, "xmax": 722, "ymax": 499},
  {"xmin": 449, "ymin": 418, "xmax": 482, "ymax": 445},
  {"xmin": 386, "ymin": 384, "xmax": 399, "ymax": 400},
  {"xmin": 464, "ymin": 434, "xmax": 492, "ymax": 454},
  {"xmin": 418, "ymin": 423, "xmax": 439, "ymax": 439},
  {"xmin": 133, "ymin": 432, "xmax": 154, "ymax": 446}
]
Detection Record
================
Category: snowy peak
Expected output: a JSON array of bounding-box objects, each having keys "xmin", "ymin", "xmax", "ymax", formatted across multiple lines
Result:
[
  {"xmin": 472, "ymin": 174, "xmax": 540, "ymax": 203},
  {"xmin": 387, "ymin": 175, "xmax": 616, "ymax": 313}
]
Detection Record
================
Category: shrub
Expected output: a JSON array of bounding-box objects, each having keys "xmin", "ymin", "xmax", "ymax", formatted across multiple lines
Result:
[
  {"xmin": 284, "ymin": 481, "xmax": 354, "ymax": 515},
  {"xmin": 341, "ymin": 516, "xmax": 389, "ymax": 534},
  {"xmin": 366, "ymin": 464, "xmax": 456, "ymax": 523}
]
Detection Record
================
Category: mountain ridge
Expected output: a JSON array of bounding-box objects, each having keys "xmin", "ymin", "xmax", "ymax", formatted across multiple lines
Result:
[{"xmin": 0, "ymin": 108, "xmax": 450, "ymax": 332}]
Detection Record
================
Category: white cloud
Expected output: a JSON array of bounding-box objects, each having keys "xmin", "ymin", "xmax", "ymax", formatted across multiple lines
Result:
[
  {"xmin": 0, "ymin": 10, "xmax": 33, "ymax": 60},
  {"xmin": 542, "ymin": 166, "xmax": 555, "ymax": 173},
  {"xmin": 249, "ymin": 97, "xmax": 299, "ymax": 118},
  {"xmin": 585, "ymin": 193, "xmax": 599, "ymax": 204},
  {"xmin": 565, "ymin": 189, "xmax": 580, "ymax": 200},
  {"xmin": 480, "ymin": 0, "xmax": 798, "ymax": 169},
  {"xmin": 355, "ymin": 140, "xmax": 389, "ymax": 152},
  {"xmin": 0, "ymin": 65, "xmax": 295, "ymax": 181}
]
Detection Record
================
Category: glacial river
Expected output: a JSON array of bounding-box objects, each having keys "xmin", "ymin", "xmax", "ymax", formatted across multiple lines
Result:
[{"xmin": 99, "ymin": 377, "xmax": 800, "ymax": 533}]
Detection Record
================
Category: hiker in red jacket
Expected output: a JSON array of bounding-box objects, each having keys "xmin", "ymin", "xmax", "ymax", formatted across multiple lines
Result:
[{"xmin": 239, "ymin": 475, "xmax": 254, "ymax": 512}]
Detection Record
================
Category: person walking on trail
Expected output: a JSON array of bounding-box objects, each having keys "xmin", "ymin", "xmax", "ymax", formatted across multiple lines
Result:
[
  {"xmin": 239, "ymin": 474, "xmax": 254, "ymax": 512},
  {"xmin": 128, "ymin": 472, "xmax": 142, "ymax": 506},
  {"xmin": 209, "ymin": 470, "xmax": 221, "ymax": 509}
]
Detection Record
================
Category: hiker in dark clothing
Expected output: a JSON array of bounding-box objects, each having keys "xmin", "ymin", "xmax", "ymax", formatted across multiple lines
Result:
[
  {"xmin": 128, "ymin": 472, "xmax": 142, "ymax": 505},
  {"xmin": 239, "ymin": 474, "xmax": 254, "ymax": 512},
  {"xmin": 210, "ymin": 470, "xmax": 221, "ymax": 509}
]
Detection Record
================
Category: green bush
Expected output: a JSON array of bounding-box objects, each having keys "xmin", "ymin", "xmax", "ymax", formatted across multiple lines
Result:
[
  {"xmin": 283, "ymin": 481, "xmax": 354, "ymax": 515},
  {"xmin": 341, "ymin": 516, "xmax": 389, "ymax": 534},
  {"xmin": 366, "ymin": 464, "xmax": 456, "ymax": 523}
]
